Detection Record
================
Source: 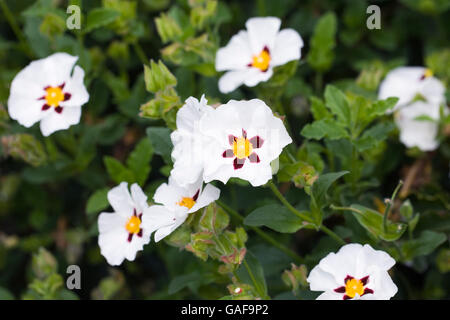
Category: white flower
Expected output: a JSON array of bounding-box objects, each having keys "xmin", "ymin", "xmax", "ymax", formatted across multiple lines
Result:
[
  {"xmin": 170, "ymin": 95, "xmax": 215, "ymax": 187},
  {"xmin": 198, "ymin": 99, "xmax": 292, "ymax": 186},
  {"xmin": 142, "ymin": 176, "xmax": 220, "ymax": 242},
  {"xmin": 378, "ymin": 67, "xmax": 448, "ymax": 151},
  {"xmin": 7, "ymin": 52, "xmax": 89, "ymax": 136},
  {"xmin": 378, "ymin": 67, "xmax": 445, "ymax": 109},
  {"xmin": 215, "ymin": 16, "xmax": 303, "ymax": 93},
  {"xmin": 98, "ymin": 183, "xmax": 152, "ymax": 266},
  {"xmin": 307, "ymin": 243, "xmax": 398, "ymax": 300}
]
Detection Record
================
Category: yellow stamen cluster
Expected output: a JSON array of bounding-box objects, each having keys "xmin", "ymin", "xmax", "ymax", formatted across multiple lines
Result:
[
  {"xmin": 233, "ymin": 137, "xmax": 253, "ymax": 159},
  {"xmin": 252, "ymin": 49, "xmax": 271, "ymax": 71},
  {"xmin": 45, "ymin": 86, "xmax": 64, "ymax": 107},
  {"xmin": 177, "ymin": 197, "xmax": 196, "ymax": 209},
  {"xmin": 424, "ymin": 69, "xmax": 433, "ymax": 78},
  {"xmin": 345, "ymin": 278, "xmax": 364, "ymax": 298},
  {"xmin": 125, "ymin": 215, "xmax": 141, "ymax": 234}
]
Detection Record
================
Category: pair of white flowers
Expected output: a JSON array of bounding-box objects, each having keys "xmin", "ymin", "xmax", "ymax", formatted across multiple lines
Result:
[
  {"xmin": 379, "ymin": 67, "xmax": 447, "ymax": 151},
  {"xmin": 98, "ymin": 179, "xmax": 220, "ymax": 266},
  {"xmin": 98, "ymin": 95, "xmax": 293, "ymax": 266}
]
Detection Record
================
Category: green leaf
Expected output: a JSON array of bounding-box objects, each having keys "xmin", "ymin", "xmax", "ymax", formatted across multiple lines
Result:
[
  {"xmin": 244, "ymin": 204, "xmax": 305, "ymax": 233},
  {"xmin": 103, "ymin": 156, "xmax": 135, "ymax": 184},
  {"xmin": 168, "ymin": 272, "xmax": 214, "ymax": 294},
  {"xmin": 301, "ymin": 119, "xmax": 348, "ymax": 140},
  {"xmin": 86, "ymin": 188, "xmax": 110, "ymax": 215},
  {"xmin": 401, "ymin": 231, "xmax": 446, "ymax": 261},
  {"xmin": 236, "ymin": 251, "xmax": 268, "ymax": 299},
  {"xmin": 85, "ymin": 8, "xmax": 120, "ymax": 33},
  {"xmin": 146, "ymin": 127, "xmax": 173, "ymax": 164},
  {"xmin": 324, "ymin": 85, "xmax": 351, "ymax": 126},
  {"xmin": 310, "ymin": 171, "xmax": 348, "ymax": 225},
  {"xmin": 126, "ymin": 138, "xmax": 153, "ymax": 185},
  {"xmin": 307, "ymin": 12, "xmax": 337, "ymax": 72},
  {"xmin": 310, "ymin": 96, "xmax": 331, "ymax": 120},
  {"xmin": 354, "ymin": 122, "xmax": 395, "ymax": 152},
  {"xmin": 199, "ymin": 203, "xmax": 230, "ymax": 234},
  {"xmin": 311, "ymin": 171, "xmax": 348, "ymax": 209},
  {"xmin": 348, "ymin": 204, "xmax": 407, "ymax": 241},
  {"xmin": 413, "ymin": 115, "xmax": 436, "ymax": 122},
  {"xmin": 369, "ymin": 97, "xmax": 398, "ymax": 117}
]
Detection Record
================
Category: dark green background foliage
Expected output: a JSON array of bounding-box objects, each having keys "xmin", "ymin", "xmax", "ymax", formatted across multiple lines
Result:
[{"xmin": 0, "ymin": 0, "xmax": 449, "ymax": 300}]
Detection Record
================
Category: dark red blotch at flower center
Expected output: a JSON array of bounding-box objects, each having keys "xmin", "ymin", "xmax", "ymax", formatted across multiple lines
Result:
[
  {"xmin": 222, "ymin": 129, "xmax": 264, "ymax": 170},
  {"xmin": 38, "ymin": 82, "xmax": 71, "ymax": 114}
]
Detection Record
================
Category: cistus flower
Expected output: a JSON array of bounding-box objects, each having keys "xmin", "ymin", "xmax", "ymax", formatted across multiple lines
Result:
[
  {"xmin": 98, "ymin": 183, "xmax": 152, "ymax": 266},
  {"xmin": 142, "ymin": 177, "xmax": 220, "ymax": 242},
  {"xmin": 7, "ymin": 52, "xmax": 89, "ymax": 136},
  {"xmin": 378, "ymin": 67, "xmax": 445, "ymax": 109},
  {"xmin": 378, "ymin": 67, "xmax": 447, "ymax": 151},
  {"xmin": 307, "ymin": 243, "xmax": 398, "ymax": 300},
  {"xmin": 170, "ymin": 95, "xmax": 215, "ymax": 187},
  {"xmin": 215, "ymin": 16, "xmax": 303, "ymax": 93},
  {"xmin": 199, "ymin": 99, "xmax": 292, "ymax": 186}
]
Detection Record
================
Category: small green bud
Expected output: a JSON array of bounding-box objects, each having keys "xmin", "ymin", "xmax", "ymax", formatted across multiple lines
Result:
[{"xmin": 155, "ymin": 13, "xmax": 182, "ymax": 43}]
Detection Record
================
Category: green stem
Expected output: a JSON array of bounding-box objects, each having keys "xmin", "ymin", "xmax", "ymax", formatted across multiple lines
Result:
[
  {"xmin": 268, "ymin": 180, "xmax": 346, "ymax": 245},
  {"xmin": 132, "ymin": 41, "xmax": 148, "ymax": 65},
  {"xmin": 243, "ymin": 258, "xmax": 269, "ymax": 299},
  {"xmin": 330, "ymin": 204, "xmax": 364, "ymax": 215},
  {"xmin": 286, "ymin": 148, "xmax": 297, "ymax": 164},
  {"xmin": 315, "ymin": 72, "xmax": 323, "ymax": 94},
  {"xmin": 0, "ymin": 0, "xmax": 34, "ymax": 59},
  {"xmin": 383, "ymin": 180, "xmax": 404, "ymax": 232},
  {"xmin": 217, "ymin": 200, "xmax": 304, "ymax": 264},
  {"xmin": 267, "ymin": 181, "xmax": 311, "ymax": 222},
  {"xmin": 320, "ymin": 225, "xmax": 345, "ymax": 245}
]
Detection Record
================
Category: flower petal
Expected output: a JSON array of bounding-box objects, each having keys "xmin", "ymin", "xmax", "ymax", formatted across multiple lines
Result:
[
  {"xmin": 307, "ymin": 265, "xmax": 340, "ymax": 292},
  {"xmin": 7, "ymin": 94, "xmax": 46, "ymax": 128},
  {"xmin": 142, "ymin": 205, "xmax": 187, "ymax": 242},
  {"xmin": 107, "ymin": 182, "xmax": 135, "ymax": 217},
  {"xmin": 271, "ymin": 29, "xmax": 303, "ymax": 67},
  {"xmin": 316, "ymin": 291, "xmax": 342, "ymax": 300},
  {"xmin": 60, "ymin": 66, "xmax": 89, "ymax": 108},
  {"xmin": 218, "ymin": 68, "xmax": 273, "ymax": 94},
  {"xmin": 189, "ymin": 183, "xmax": 220, "ymax": 213},
  {"xmin": 215, "ymin": 30, "xmax": 252, "ymax": 71},
  {"xmin": 130, "ymin": 183, "xmax": 148, "ymax": 214},
  {"xmin": 245, "ymin": 17, "xmax": 281, "ymax": 54},
  {"xmin": 39, "ymin": 105, "xmax": 82, "ymax": 136},
  {"xmin": 360, "ymin": 244, "xmax": 396, "ymax": 271}
]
